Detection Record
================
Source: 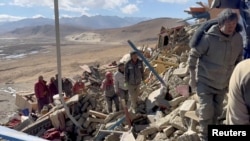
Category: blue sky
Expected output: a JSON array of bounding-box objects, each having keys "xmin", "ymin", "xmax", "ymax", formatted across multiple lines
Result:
[{"xmin": 0, "ymin": 0, "xmax": 208, "ymax": 22}]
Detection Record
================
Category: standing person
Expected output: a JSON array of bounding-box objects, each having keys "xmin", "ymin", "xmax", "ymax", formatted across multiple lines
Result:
[
  {"xmin": 63, "ymin": 78, "xmax": 73, "ymax": 97},
  {"xmin": 125, "ymin": 51, "xmax": 145, "ymax": 113},
  {"xmin": 114, "ymin": 63, "xmax": 129, "ymax": 107},
  {"xmin": 187, "ymin": 9, "xmax": 243, "ymax": 141},
  {"xmin": 210, "ymin": 0, "xmax": 250, "ymax": 59},
  {"xmin": 72, "ymin": 77, "xmax": 86, "ymax": 95},
  {"xmin": 48, "ymin": 77, "xmax": 58, "ymax": 103},
  {"xmin": 100, "ymin": 71, "xmax": 119, "ymax": 113},
  {"xmin": 226, "ymin": 59, "xmax": 250, "ymax": 125},
  {"xmin": 34, "ymin": 75, "xmax": 50, "ymax": 113},
  {"xmin": 54, "ymin": 74, "xmax": 63, "ymax": 92}
]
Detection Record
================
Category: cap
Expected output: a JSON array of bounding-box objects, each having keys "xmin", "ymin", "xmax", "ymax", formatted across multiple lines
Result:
[
  {"xmin": 130, "ymin": 50, "xmax": 137, "ymax": 56},
  {"xmin": 117, "ymin": 62, "xmax": 124, "ymax": 67}
]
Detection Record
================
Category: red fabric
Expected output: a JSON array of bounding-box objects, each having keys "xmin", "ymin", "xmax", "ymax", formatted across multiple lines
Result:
[
  {"xmin": 34, "ymin": 80, "xmax": 49, "ymax": 99},
  {"xmin": 73, "ymin": 82, "xmax": 85, "ymax": 94},
  {"xmin": 6, "ymin": 119, "xmax": 21, "ymax": 128},
  {"xmin": 100, "ymin": 78, "xmax": 113, "ymax": 90},
  {"xmin": 42, "ymin": 128, "xmax": 61, "ymax": 140},
  {"xmin": 101, "ymin": 72, "xmax": 114, "ymax": 90}
]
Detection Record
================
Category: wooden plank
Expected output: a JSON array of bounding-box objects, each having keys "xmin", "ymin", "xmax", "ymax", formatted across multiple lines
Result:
[
  {"xmin": 99, "ymin": 130, "xmax": 124, "ymax": 135},
  {"xmin": 89, "ymin": 110, "xmax": 108, "ymax": 119}
]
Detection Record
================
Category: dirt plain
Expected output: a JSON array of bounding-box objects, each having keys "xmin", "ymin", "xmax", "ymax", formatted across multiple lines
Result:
[
  {"xmin": 0, "ymin": 35, "xmax": 156, "ymax": 124},
  {"xmin": 0, "ymin": 17, "xmax": 186, "ymax": 124}
]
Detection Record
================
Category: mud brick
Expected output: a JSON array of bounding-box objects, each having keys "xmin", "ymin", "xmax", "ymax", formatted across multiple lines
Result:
[
  {"xmin": 153, "ymin": 132, "xmax": 167, "ymax": 140},
  {"xmin": 169, "ymin": 96, "xmax": 187, "ymax": 107},
  {"xmin": 136, "ymin": 134, "xmax": 146, "ymax": 141},
  {"xmin": 179, "ymin": 100, "xmax": 196, "ymax": 117},
  {"xmin": 163, "ymin": 126, "xmax": 175, "ymax": 137},
  {"xmin": 154, "ymin": 107, "xmax": 179, "ymax": 130},
  {"xmin": 170, "ymin": 116, "xmax": 187, "ymax": 132},
  {"xmin": 140, "ymin": 126, "xmax": 158, "ymax": 136},
  {"xmin": 177, "ymin": 130, "xmax": 200, "ymax": 141}
]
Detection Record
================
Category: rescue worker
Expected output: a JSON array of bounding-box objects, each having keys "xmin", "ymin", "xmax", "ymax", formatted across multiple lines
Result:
[
  {"xmin": 226, "ymin": 59, "xmax": 250, "ymax": 125},
  {"xmin": 125, "ymin": 51, "xmax": 145, "ymax": 113},
  {"xmin": 101, "ymin": 71, "xmax": 119, "ymax": 113},
  {"xmin": 187, "ymin": 9, "xmax": 243, "ymax": 141},
  {"xmin": 114, "ymin": 62, "xmax": 129, "ymax": 107}
]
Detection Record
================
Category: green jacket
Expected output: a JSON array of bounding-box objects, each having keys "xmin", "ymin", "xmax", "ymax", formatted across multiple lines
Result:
[{"xmin": 188, "ymin": 24, "xmax": 243, "ymax": 90}]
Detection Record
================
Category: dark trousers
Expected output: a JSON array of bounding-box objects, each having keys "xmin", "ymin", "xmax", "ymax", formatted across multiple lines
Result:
[
  {"xmin": 106, "ymin": 95, "xmax": 119, "ymax": 113},
  {"xmin": 37, "ymin": 97, "xmax": 49, "ymax": 113}
]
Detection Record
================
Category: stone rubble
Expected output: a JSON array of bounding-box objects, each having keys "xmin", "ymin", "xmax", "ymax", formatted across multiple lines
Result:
[{"xmin": 12, "ymin": 22, "xmax": 229, "ymax": 141}]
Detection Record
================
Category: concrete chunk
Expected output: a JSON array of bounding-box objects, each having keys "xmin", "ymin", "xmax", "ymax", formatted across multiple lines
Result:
[
  {"xmin": 163, "ymin": 126, "xmax": 175, "ymax": 137},
  {"xmin": 153, "ymin": 132, "xmax": 167, "ymax": 140},
  {"xmin": 173, "ymin": 67, "xmax": 189, "ymax": 78},
  {"xmin": 170, "ymin": 116, "xmax": 187, "ymax": 132},
  {"xmin": 140, "ymin": 126, "xmax": 158, "ymax": 136},
  {"xmin": 177, "ymin": 130, "xmax": 200, "ymax": 141},
  {"xmin": 146, "ymin": 88, "xmax": 161, "ymax": 113},
  {"xmin": 179, "ymin": 100, "xmax": 196, "ymax": 116},
  {"xmin": 154, "ymin": 107, "xmax": 179, "ymax": 130},
  {"xmin": 136, "ymin": 134, "xmax": 146, "ymax": 141},
  {"xmin": 120, "ymin": 132, "xmax": 136, "ymax": 141},
  {"xmin": 169, "ymin": 96, "xmax": 187, "ymax": 107},
  {"xmin": 184, "ymin": 111, "xmax": 199, "ymax": 122}
]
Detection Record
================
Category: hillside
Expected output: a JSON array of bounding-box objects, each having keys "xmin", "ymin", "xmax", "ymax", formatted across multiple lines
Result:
[
  {"xmin": 66, "ymin": 18, "xmax": 188, "ymax": 44},
  {"xmin": 0, "ymin": 16, "xmax": 149, "ymax": 34},
  {"xmin": 1, "ymin": 17, "xmax": 187, "ymax": 45}
]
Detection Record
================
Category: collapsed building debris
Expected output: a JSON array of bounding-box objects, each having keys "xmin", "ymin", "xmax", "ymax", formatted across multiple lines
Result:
[{"xmin": 4, "ymin": 17, "xmax": 231, "ymax": 141}]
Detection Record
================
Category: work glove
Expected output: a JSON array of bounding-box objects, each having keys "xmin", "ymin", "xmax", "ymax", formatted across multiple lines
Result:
[{"xmin": 189, "ymin": 68, "xmax": 197, "ymax": 93}]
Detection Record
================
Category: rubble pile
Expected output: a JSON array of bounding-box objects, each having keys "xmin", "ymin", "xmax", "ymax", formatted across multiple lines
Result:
[{"xmin": 10, "ymin": 21, "xmax": 231, "ymax": 141}]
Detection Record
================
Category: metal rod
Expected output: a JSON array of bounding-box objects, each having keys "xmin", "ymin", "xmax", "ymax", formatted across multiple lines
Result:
[
  {"xmin": 53, "ymin": 0, "xmax": 82, "ymax": 129},
  {"xmin": 127, "ymin": 40, "xmax": 168, "ymax": 88}
]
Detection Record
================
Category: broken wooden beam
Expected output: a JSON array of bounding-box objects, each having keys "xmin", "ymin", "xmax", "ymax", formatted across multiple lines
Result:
[
  {"xmin": 99, "ymin": 130, "xmax": 125, "ymax": 135},
  {"xmin": 89, "ymin": 110, "xmax": 108, "ymax": 119}
]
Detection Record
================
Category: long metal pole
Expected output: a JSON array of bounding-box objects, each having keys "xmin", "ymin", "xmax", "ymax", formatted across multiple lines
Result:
[{"xmin": 53, "ymin": 0, "xmax": 82, "ymax": 129}]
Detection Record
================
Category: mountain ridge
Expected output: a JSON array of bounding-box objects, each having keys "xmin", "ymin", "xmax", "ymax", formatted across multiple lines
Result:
[{"xmin": 0, "ymin": 15, "xmax": 150, "ymax": 34}]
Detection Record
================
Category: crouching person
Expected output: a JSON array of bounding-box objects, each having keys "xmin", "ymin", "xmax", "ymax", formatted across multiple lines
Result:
[{"xmin": 101, "ymin": 72, "xmax": 119, "ymax": 113}]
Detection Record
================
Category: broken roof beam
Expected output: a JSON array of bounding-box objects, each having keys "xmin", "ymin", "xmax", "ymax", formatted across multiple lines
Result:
[{"xmin": 89, "ymin": 110, "xmax": 108, "ymax": 119}]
